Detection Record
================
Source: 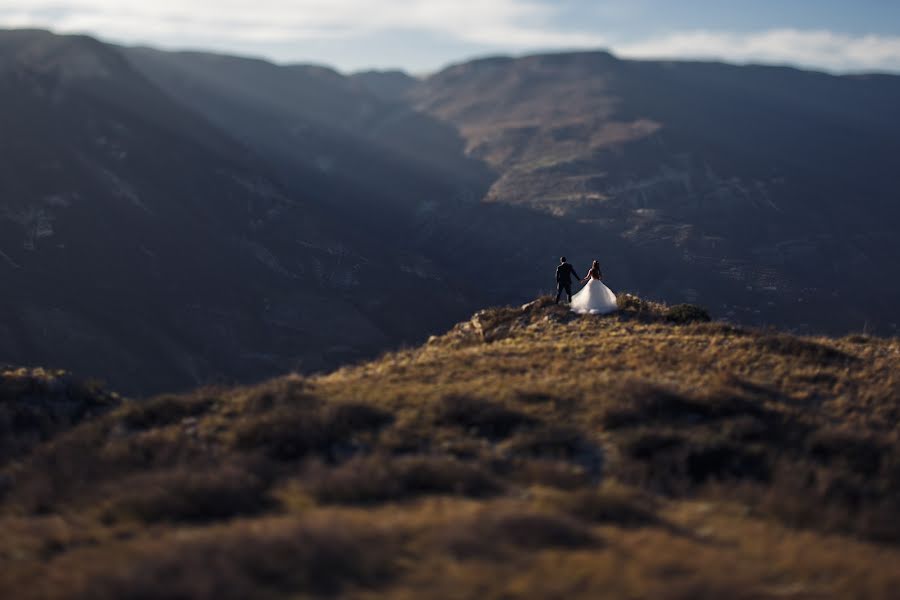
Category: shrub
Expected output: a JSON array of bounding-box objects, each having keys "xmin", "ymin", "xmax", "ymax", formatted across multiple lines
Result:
[
  {"xmin": 617, "ymin": 432, "xmax": 771, "ymax": 492},
  {"xmin": 505, "ymin": 425, "xmax": 604, "ymax": 481},
  {"xmin": 504, "ymin": 425, "xmax": 588, "ymax": 460},
  {"xmin": 623, "ymin": 431, "xmax": 687, "ymax": 460},
  {"xmin": 665, "ymin": 304, "xmax": 711, "ymax": 324},
  {"xmin": 484, "ymin": 511, "xmax": 595, "ymax": 549},
  {"xmin": 101, "ymin": 465, "xmax": 271, "ymax": 524},
  {"xmin": 233, "ymin": 402, "xmax": 392, "ymax": 461},
  {"xmin": 323, "ymin": 402, "xmax": 395, "ymax": 437},
  {"xmin": 616, "ymin": 293, "xmax": 649, "ymax": 312},
  {"xmin": 118, "ymin": 395, "xmax": 215, "ymax": 431},
  {"xmin": 511, "ymin": 459, "xmax": 592, "ymax": 490},
  {"xmin": 685, "ymin": 443, "xmax": 770, "ymax": 484},
  {"xmin": 310, "ymin": 455, "xmax": 502, "ymax": 504},
  {"xmin": 602, "ymin": 386, "xmax": 699, "ymax": 429},
  {"xmin": 806, "ymin": 429, "xmax": 885, "ymax": 476},
  {"xmin": 75, "ymin": 518, "xmax": 398, "ymax": 600},
  {"xmin": 602, "ymin": 385, "xmax": 775, "ymax": 430},
  {"xmin": 756, "ymin": 460, "xmax": 900, "ymax": 543},
  {"xmin": 616, "ymin": 293, "xmax": 670, "ymax": 320},
  {"xmin": 0, "ymin": 370, "xmax": 120, "ymax": 466},
  {"xmin": 757, "ymin": 334, "xmax": 855, "ymax": 365},
  {"xmin": 558, "ymin": 486, "xmax": 660, "ymax": 527},
  {"xmin": 441, "ymin": 509, "xmax": 596, "ymax": 558},
  {"xmin": 434, "ymin": 396, "xmax": 537, "ymax": 440}
]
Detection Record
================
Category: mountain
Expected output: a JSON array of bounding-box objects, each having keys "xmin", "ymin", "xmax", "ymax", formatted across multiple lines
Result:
[
  {"xmin": 410, "ymin": 51, "xmax": 900, "ymax": 335},
  {"xmin": 0, "ymin": 30, "xmax": 503, "ymax": 395},
  {"xmin": 2, "ymin": 301, "xmax": 899, "ymax": 598},
  {"xmin": 0, "ymin": 31, "xmax": 675, "ymax": 394},
  {"xmin": 121, "ymin": 47, "xmax": 490, "ymax": 214},
  {"xmin": 4, "ymin": 30, "xmax": 900, "ymax": 395},
  {"xmin": 350, "ymin": 69, "xmax": 419, "ymax": 103}
]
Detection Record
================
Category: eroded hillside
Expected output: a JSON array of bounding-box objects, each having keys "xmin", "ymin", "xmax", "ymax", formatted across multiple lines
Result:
[
  {"xmin": 409, "ymin": 52, "xmax": 900, "ymax": 334},
  {"xmin": 2, "ymin": 299, "xmax": 899, "ymax": 599}
]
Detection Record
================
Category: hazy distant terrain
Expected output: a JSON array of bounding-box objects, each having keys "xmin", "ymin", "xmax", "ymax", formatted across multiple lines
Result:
[
  {"xmin": 405, "ymin": 52, "xmax": 900, "ymax": 334},
  {"xmin": 2, "ymin": 29, "xmax": 900, "ymax": 393}
]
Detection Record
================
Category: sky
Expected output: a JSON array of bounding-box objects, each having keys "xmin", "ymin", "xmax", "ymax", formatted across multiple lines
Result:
[{"xmin": 2, "ymin": 0, "xmax": 900, "ymax": 74}]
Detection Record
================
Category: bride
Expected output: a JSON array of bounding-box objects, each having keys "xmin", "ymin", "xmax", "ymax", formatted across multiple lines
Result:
[{"xmin": 570, "ymin": 260, "xmax": 618, "ymax": 315}]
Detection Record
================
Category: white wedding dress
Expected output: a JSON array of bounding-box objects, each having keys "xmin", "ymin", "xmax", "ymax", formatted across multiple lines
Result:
[{"xmin": 570, "ymin": 277, "xmax": 618, "ymax": 315}]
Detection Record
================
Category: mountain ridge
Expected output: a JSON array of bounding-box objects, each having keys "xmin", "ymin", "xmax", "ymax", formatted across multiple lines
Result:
[{"xmin": 3, "ymin": 27, "xmax": 900, "ymax": 398}]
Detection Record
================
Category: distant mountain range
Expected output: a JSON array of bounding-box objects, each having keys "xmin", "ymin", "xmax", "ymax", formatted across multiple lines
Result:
[
  {"xmin": 2, "ymin": 29, "xmax": 899, "ymax": 393},
  {"xmin": 404, "ymin": 52, "xmax": 900, "ymax": 333}
]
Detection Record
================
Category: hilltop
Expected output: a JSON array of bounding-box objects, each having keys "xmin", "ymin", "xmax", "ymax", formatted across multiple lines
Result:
[{"xmin": 2, "ymin": 299, "xmax": 899, "ymax": 599}]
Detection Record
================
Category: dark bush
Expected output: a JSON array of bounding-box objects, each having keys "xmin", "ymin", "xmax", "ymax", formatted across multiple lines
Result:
[
  {"xmin": 0, "ymin": 371, "xmax": 120, "ymax": 466},
  {"xmin": 686, "ymin": 322, "xmax": 750, "ymax": 337},
  {"xmin": 323, "ymin": 402, "xmax": 394, "ymax": 437},
  {"xmin": 119, "ymin": 395, "xmax": 215, "ymax": 431},
  {"xmin": 623, "ymin": 431, "xmax": 687, "ymax": 460},
  {"xmin": 617, "ymin": 293, "xmax": 644, "ymax": 311},
  {"xmin": 602, "ymin": 387, "xmax": 699, "ymax": 429},
  {"xmin": 102, "ymin": 466, "xmax": 271, "ymax": 524},
  {"xmin": 618, "ymin": 431, "xmax": 770, "ymax": 492},
  {"xmin": 442, "ymin": 510, "xmax": 596, "ymax": 558},
  {"xmin": 758, "ymin": 461, "xmax": 900, "ymax": 543},
  {"xmin": 560, "ymin": 488, "xmax": 659, "ymax": 527},
  {"xmin": 511, "ymin": 459, "xmax": 592, "ymax": 490},
  {"xmin": 435, "ymin": 396, "xmax": 537, "ymax": 440},
  {"xmin": 487, "ymin": 511, "xmax": 595, "ymax": 549},
  {"xmin": 505, "ymin": 425, "xmax": 588, "ymax": 460},
  {"xmin": 311, "ymin": 455, "xmax": 502, "ymax": 504},
  {"xmin": 665, "ymin": 304, "xmax": 711, "ymax": 324},
  {"xmin": 234, "ymin": 408, "xmax": 325, "ymax": 460},
  {"xmin": 686, "ymin": 443, "xmax": 770, "ymax": 484},
  {"xmin": 807, "ymin": 429, "xmax": 885, "ymax": 476},
  {"xmin": 603, "ymin": 386, "xmax": 775, "ymax": 430},
  {"xmin": 75, "ymin": 518, "xmax": 398, "ymax": 600},
  {"xmin": 233, "ymin": 402, "xmax": 392, "ymax": 461},
  {"xmin": 757, "ymin": 334, "xmax": 856, "ymax": 365}
]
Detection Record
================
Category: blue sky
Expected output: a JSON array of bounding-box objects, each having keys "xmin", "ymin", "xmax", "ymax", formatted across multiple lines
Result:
[{"xmin": 2, "ymin": 0, "xmax": 900, "ymax": 74}]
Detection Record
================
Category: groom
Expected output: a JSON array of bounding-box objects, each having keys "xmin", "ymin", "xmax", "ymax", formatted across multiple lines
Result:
[{"xmin": 555, "ymin": 256, "xmax": 581, "ymax": 304}]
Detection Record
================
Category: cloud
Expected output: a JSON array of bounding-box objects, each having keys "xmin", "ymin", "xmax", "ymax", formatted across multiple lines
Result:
[
  {"xmin": 616, "ymin": 29, "xmax": 900, "ymax": 73},
  {"xmin": 1, "ymin": 1, "xmax": 899, "ymax": 73},
  {"xmin": 0, "ymin": 0, "xmax": 604, "ymax": 48}
]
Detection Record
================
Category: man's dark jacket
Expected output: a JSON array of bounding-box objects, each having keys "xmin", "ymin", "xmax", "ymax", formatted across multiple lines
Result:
[{"xmin": 556, "ymin": 262, "xmax": 579, "ymax": 284}]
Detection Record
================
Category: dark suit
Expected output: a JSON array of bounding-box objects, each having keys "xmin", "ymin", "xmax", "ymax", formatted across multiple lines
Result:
[{"xmin": 555, "ymin": 262, "xmax": 580, "ymax": 303}]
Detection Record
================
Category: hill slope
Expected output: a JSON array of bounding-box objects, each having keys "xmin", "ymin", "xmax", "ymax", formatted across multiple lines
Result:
[
  {"xmin": 410, "ymin": 51, "xmax": 900, "ymax": 334},
  {"xmin": 2, "ymin": 301, "xmax": 899, "ymax": 599},
  {"xmin": 6, "ymin": 32, "xmax": 900, "ymax": 396},
  {"xmin": 0, "ymin": 30, "xmax": 667, "ymax": 395},
  {"xmin": 0, "ymin": 30, "xmax": 553, "ymax": 395}
]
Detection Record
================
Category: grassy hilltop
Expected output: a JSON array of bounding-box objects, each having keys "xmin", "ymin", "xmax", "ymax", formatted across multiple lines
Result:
[{"xmin": 2, "ymin": 297, "xmax": 900, "ymax": 599}]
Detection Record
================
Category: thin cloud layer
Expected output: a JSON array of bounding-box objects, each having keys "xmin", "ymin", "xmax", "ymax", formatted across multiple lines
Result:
[
  {"xmin": 619, "ymin": 29, "xmax": 900, "ymax": 73},
  {"xmin": 1, "ymin": 0, "xmax": 899, "ymax": 73},
  {"xmin": 0, "ymin": 0, "xmax": 602, "ymax": 46}
]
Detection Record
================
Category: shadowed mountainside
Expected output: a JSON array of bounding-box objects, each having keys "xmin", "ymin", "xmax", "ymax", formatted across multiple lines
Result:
[
  {"xmin": 408, "ymin": 51, "xmax": 900, "ymax": 335},
  {"xmin": 0, "ymin": 31, "xmax": 571, "ymax": 395},
  {"xmin": 0, "ymin": 30, "xmax": 677, "ymax": 395},
  {"xmin": 4, "ymin": 30, "xmax": 900, "ymax": 396},
  {"xmin": 1, "ymin": 300, "xmax": 899, "ymax": 598}
]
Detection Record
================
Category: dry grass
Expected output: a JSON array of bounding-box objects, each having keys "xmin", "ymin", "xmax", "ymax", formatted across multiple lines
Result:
[{"xmin": 2, "ymin": 296, "xmax": 900, "ymax": 598}]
